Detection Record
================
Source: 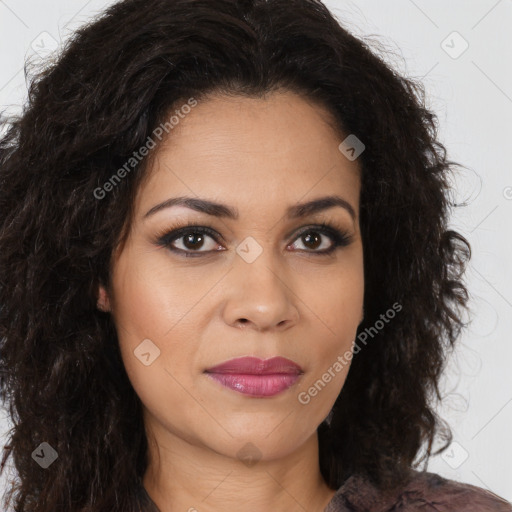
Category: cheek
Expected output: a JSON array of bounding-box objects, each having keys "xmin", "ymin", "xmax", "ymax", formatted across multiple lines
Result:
[
  {"xmin": 296, "ymin": 261, "xmax": 364, "ymax": 337},
  {"xmin": 109, "ymin": 251, "xmax": 203, "ymax": 400},
  {"xmin": 116, "ymin": 318, "xmax": 200, "ymax": 436},
  {"xmin": 110, "ymin": 247, "xmax": 205, "ymax": 340},
  {"xmin": 294, "ymin": 263, "xmax": 363, "ymax": 398}
]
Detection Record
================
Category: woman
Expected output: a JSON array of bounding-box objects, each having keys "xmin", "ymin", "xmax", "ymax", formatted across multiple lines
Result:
[{"xmin": 0, "ymin": 0, "xmax": 510, "ymax": 511}]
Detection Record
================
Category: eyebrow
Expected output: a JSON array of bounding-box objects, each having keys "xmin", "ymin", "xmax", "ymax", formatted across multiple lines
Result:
[{"xmin": 143, "ymin": 194, "xmax": 356, "ymax": 221}]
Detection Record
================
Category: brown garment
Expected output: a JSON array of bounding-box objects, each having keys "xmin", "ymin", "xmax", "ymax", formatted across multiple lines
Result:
[
  {"xmin": 136, "ymin": 470, "xmax": 511, "ymax": 511},
  {"xmin": 324, "ymin": 470, "xmax": 512, "ymax": 512}
]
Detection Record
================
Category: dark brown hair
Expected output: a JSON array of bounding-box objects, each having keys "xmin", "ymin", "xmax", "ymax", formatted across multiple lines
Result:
[{"xmin": 0, "ymin": 0, "xmax": 471, "ymax": 510}]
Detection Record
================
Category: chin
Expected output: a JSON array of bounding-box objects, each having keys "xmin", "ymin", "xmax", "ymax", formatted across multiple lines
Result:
[{"xmin": 204, "ymin": 425, "xmax": 314, "ymax": 463}]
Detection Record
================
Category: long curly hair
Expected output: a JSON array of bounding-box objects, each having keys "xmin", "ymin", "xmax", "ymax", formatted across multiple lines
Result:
[{"xmin": 0, "ymin": 0, "xmax": 472, "ymax": 510}]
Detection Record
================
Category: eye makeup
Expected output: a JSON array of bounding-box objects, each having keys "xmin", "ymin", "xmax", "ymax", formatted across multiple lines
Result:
[{"xmin": 152, "ymin": 219, "xmax": 353, "ymax": 259}]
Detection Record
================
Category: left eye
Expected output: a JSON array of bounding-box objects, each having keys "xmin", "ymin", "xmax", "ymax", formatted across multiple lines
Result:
[
  {"xmin": 157, "ymin": 224, "xmax": 350, "ymax": 257},
  {"xmin": 289, "ymin": 228, "xmax": 336, "ymax": 252}
]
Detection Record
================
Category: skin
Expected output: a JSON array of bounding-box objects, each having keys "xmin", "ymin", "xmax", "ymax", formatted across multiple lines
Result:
[{"xmin": 97, "ymin": 90, "xmax": 364, "ymax": 512}]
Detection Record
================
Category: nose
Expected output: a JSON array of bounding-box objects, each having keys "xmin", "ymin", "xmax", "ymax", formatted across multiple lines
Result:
[{"xmin": 221, "ymin": 248, "xmax": 300, "ymax": 332}]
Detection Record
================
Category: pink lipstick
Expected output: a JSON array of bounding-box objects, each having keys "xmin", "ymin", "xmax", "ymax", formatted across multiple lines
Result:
[{"xmin": 204, "ymin": 356, "xmax": 303, "ymax": 397}]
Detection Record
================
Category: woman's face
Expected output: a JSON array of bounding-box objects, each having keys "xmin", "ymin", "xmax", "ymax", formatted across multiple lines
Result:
[{"xmin": 98, "ymin": 90, "xmax": 364, "ymax": 462}]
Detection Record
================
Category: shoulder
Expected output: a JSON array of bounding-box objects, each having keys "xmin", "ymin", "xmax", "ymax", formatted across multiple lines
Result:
[{"xmin": 325, "ymin": 470, "xmax": 512, "ymax": 512}]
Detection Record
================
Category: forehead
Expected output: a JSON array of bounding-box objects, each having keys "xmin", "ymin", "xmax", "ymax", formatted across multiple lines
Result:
[{"xmin": 135, "ymin": 90, "xmax": 361, "ymax": 219}]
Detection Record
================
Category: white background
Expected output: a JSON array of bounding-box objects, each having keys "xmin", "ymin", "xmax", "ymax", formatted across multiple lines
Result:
[{"xmin": 1, "ymin": 0, "xmax": 511, "ymax": 505}]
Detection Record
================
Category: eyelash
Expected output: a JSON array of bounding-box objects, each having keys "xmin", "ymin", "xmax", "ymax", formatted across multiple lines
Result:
[{"xmin": 154, "ymin": 221, "xmax": 353, "ymax": 258}]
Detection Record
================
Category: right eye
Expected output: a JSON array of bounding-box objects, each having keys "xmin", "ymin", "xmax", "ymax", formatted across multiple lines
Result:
[{"xmin": 156, "ymin": 225, "xmax": 225, "ymax": 257}]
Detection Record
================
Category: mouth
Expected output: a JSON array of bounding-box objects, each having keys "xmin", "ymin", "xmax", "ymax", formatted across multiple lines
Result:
[{"xmin": 204, "ymin": 356, "xmax": 303, "ymax": 397}]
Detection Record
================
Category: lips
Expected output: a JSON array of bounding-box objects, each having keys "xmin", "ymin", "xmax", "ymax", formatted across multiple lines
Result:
[
  {"xmin": 205, "ymin": 356, "xmax": 303, "ymax": 375},
  {"xmin": 204, "ymin": 356, "xmax": 303, "ymax": 397}
]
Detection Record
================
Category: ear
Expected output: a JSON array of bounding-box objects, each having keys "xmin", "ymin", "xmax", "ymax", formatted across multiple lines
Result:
[{"xmin": 96, "ymin": 283, "xmax": 112, "ymax": 312}]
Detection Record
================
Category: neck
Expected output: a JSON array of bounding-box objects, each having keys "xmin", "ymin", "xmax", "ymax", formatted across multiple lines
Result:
[{"xmin": 142, "ymin": 418, "xmax": 336, "ymax": 512}]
